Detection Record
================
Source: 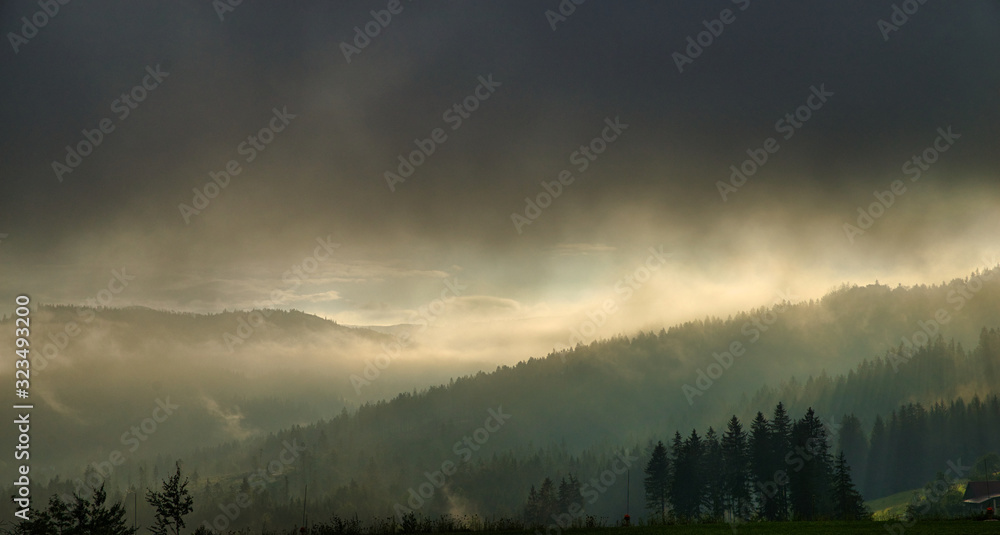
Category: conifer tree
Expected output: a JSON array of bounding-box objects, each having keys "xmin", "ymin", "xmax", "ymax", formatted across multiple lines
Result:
[
  {"xmin": 703, "ymin": 428, "xmax": 725, "ymax": 520},
  {"xmin": 831, "ymin": 451, "xmax": 870, "ymax": 520},
  {"xmin": 722, "ymin": 415, "xmax": 751, "ymax": 520},
  {"xmin": 789, "ymin": 409, "xmax": 833, "ymax": 520},
  {"xmin": 525, "ymin": 485, "xmax": 540, "ymax": 524},
  {"xmin": 15, "ymin": 485, "xmax": 136, "ymax": 535},
  {"xmin": 770, "ymin": 402, "xmax": 793, "ymax": 520},
  {"xmin": 644, "ymin": 441, "xmax": 670, "ymax": 522},
  {"xmin": 146, "ymin": 462, "xmax": 194, "ymax": 535},
  {"xmin": 749, "ymin": 412, "xmax": 777, "ymax": 519},
  {"xmin": 668, "ymin": 431, "xmax": 685, "ymax": 518},
  {"xmin": 673, "ymin": 429, "xmax": 704, "ymax": 520}
]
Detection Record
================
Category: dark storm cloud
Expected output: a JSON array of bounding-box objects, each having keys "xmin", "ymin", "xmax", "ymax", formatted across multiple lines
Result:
[{"xmin": 1, "ymin": 0, "xmax": 998, "ymax": 322}]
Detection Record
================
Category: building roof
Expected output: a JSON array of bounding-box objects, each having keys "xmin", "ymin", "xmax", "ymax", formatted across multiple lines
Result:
[{"xmin": 963, "ymin": 481, "xmax": 1000, "ymax": 504}]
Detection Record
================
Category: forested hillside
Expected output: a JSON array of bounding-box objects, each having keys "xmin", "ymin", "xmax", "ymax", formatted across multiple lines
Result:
[
  {"xmin": 4, "ymin": 269, "xmax": 1000, "ymax": 529},
  {"xmin": 0, "ymin": 306, "xmax": 488, "ymax": 478}
]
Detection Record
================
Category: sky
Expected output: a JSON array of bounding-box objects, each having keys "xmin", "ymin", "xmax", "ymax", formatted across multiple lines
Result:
[{"xmin": 2, "ymin": 0, "xmax": 999, "ymax": 365}]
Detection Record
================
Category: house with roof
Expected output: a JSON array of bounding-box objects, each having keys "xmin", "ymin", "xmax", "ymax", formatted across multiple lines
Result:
[{"xmin": 963, "ymin": 480, "xmax": 1000, "ymax": 516}]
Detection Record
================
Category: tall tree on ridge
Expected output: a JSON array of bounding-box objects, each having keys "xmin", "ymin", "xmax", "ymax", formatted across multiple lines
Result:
[
  {"xmin": 703, "ymin": 427, "xmax": 725, "ymax": 520},
  {"xmin": 722, "ymin": 415, "xmax": 751, "ymax": 520},
  {"xmin": 644, "ymin": 441, "xmax": 670, "ymax": 523},
  {"xmin": 770, "ymin": 402, "xmax": 793, "ymax": 520},
  {"xmin": 831, "ymin": 451, "xmax": 870, "ymax": 521},
  {"xmin": 749, "ymin": 411, "xmax": 777, "ymax": 519},
  {"xmin": 789, "ymin": 408, "xmax": 833, "ymax": 520}
]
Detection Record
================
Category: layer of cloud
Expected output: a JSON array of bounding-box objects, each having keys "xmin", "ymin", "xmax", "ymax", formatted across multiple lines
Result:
[{"xmin": 0, "ymin": 0, "xmax": 997, "ymax": 372}]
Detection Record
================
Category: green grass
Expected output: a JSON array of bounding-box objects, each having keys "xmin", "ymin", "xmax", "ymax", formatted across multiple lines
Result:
[
  {"xmin": 503, "ymin": 520, "xmax": 1000, "ymax": 535},
  {"xmin": 867, "ymin": 487, "xmax": 922, "ymax": 519},
  {"xmin": 864, "ymin": 481, "xmax": 971, "ymax": 520}
]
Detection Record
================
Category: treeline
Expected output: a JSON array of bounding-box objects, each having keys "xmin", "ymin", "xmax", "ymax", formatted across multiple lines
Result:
[
  {"xmin": 657, "ymin": 404, "xmax": 867, "ymax": 522},
  {"xmin": 12, "ymin": 349, "xmax": 1000, "ymax": 528},
  {"xmin": 848, "ymin": 393, "xmax": 1000, "ymax": 499},
  {"xmin": 747, "ymin": 329, "xmax": 1000, "ymax": 499},
  {"xmin": 523, "ymin": 404, "xmax": 868, "ymax": 526},
  {"xmin": 10, "ymin": 464, "xmax": 193, "ymax": 535},
  {"xmin": 10, "ymin": 397, "xmax": 1000, "ymax": 531}
]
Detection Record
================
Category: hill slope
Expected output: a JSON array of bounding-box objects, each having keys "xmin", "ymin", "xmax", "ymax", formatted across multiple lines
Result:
[{"xmin": 4, "ymin": 267, "xmax": 1000, "ymax": 527}]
